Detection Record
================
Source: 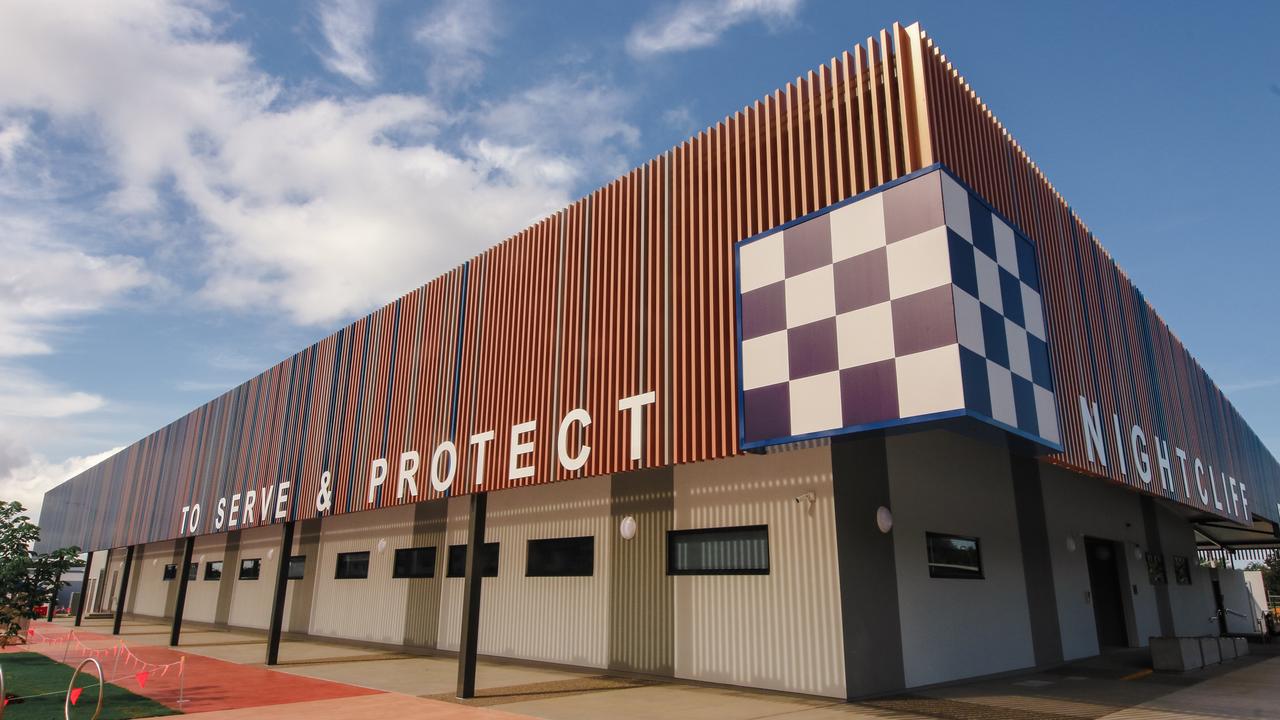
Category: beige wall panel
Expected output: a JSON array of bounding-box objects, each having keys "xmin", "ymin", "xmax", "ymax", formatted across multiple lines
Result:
[
  {"xmin": 184, "ymin": 534, "xmax": 229, "ymax": 623},
  {"xmin": 888, "ymin": 431, "xmax": 1036, "ymax": 688},
  {"xmin": 1155, "ymin": 505, "xmax": 1218, "ymax": 637},
  {"xmin": 672, "ymin": 448, "xmax": 845, "ymax": 698},
  {"xmin": 437, "ymin": 476, "xmax": 613, "ymax": 668},
  {"xmin": 227, "ymin": 525, "xmax": 284, "ymax": 630},
  {"xmin": 308, "ymin": 504, "xmax": 413, "ymax": 644},
  {"xmin": 130, "ymin": 542, "xmax": 176, "ymax": 618}
]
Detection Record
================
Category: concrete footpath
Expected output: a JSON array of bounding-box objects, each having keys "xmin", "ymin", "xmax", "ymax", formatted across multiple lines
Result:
[{"xmin": 15, "ymin": 619, "xmax": 1280, "ymax": 719}]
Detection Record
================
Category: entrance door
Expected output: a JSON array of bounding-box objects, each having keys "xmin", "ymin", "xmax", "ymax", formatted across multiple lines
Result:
[{"xmin": 1085, "ymin": 538, "xmax": 1129, "ymax": 649}]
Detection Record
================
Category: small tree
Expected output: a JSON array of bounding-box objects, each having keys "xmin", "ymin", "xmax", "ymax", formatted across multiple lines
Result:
[
  {"xmin": 0, "ymin": 501, "xmax": 83, "ymax": 646},
  {"xmin": 1246, "ymin": 554, "xmax": 1280, "ymax": 605}
]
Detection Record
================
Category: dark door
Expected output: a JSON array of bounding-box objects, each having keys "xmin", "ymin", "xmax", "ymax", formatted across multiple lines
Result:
[
  {"xmin": 1211, "ymin": 580, "xmax": 1228, "ymax": 635},
  {"xmin": 1085, "ymin": 538, "xmax": 1129, "ymax": 649}
]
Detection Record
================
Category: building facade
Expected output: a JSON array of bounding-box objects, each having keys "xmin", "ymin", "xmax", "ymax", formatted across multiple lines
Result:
[{"xmin": 39, "ymin": 22, "xmax": 1280, "ymax": 699}]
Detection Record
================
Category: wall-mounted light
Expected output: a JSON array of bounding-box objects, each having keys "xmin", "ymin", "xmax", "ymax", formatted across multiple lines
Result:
[
  {"xmin": 1065, "ymin": 536, "xmax": 1077, "ymax": 553},
  {"xmin": 267, "ymin": 548, "xmax": 274, "ymax": 560},
  {"xmin": 377, "ymin": 538, "xmax": 388, "ymax": 554},
  {"xmin": 876, "ymin": 506, "xmax": 894, "ymax": 534},
  {"xmin": 619, "ymin": 515, "xmax": 637, "ymax": 541},
  {"xmin": 1134, "ymin": 544, "xmax": 1144, "ymax": 561}
]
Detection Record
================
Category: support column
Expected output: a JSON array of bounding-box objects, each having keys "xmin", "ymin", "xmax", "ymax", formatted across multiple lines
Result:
[
  {"xmin": 456, "ymin": 492, "xmax": 487, "ymax": 699},
  {"xmin": 169, "ymin": 536, "xmax": 195, "ymax": 646},
  {"xmin": 112, "ymin": 545, "xmax": 135, "ymax": 635},
  {"xmin": 831, "ymin": 433, "xmax": 905, "ymax": 698},
  {"xmin": 1010, "ymin": 453, "xmax": 1065, "ymax": 666},
  {"xmin": 47, "ymin": 585, "xmax": 57, "ymax": 622},
  {"xmin": 266, "ymin": 521, "xmax": 296, "ymax": 666},
  {"xmin": 74, "ymin": 551, "xmax": 94, "ymax": 627}
]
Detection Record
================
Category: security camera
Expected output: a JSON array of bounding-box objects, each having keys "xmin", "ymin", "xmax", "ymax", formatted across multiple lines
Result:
[{"xmin": 794, "ymin": 492, "xmax": 816, "ymax": 505}]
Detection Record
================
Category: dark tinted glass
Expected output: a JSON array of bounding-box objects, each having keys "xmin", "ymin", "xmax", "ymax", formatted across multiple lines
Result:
[
  {"xmin": 162, "ymin": 564, "xmax": 177, "ymax": 581},
  {"xmin": 335, "ymin": 551, "xmax": 370, "ymax": 579},
  {"xmin": 287, "ymin": 555, "xmax": 306, "ymax": 580},
  {"xmin": 446, "ymin": 543, "xmax": 499, "ymax": 578},
  {"xmin": 526, "ymin": 537, "xmax": 594, "ymax": 577},
  {"xmin": 204, "ymin": 561, "xmax": 223, "ymax": 581},
  {"xmin": 926, "ymin": 533, "xmax": 983, "ymax": 579},
  {"xmin": 187, "ymin": 563, "xmax": 197, "ymax": 581},
  {"xmin": 668, "ymin": 526, "xmax": 769, "ymax": 575},
  {"xmin": 392, "ymin": 547, "xmax": 437, "ymax": 578},
  {"xmin": 238, "ymin": 558, "xmax": 261, "ymax": 580}
]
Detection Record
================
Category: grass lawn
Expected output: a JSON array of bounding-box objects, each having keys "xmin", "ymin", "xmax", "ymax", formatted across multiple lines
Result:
[{"xmin": 2, "ymin": 652, "xmax": 178, "ymax": 719}]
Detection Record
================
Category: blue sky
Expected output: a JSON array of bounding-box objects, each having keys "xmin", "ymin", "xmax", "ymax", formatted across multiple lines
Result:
[{"xmin": 1, "ymin": 1, "xmax": 1277, "ymax": 517}]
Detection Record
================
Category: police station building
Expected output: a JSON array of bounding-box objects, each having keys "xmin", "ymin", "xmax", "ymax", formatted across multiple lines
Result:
[{"xmin": 38, "ymin": 22, "xmax": 1280, "ymax": 700}]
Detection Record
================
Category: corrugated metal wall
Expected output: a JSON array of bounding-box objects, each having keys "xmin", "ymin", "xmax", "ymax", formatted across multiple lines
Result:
[{"xmin": 37, "ymin": 22, "xmax": 1279, "ymax": 553}]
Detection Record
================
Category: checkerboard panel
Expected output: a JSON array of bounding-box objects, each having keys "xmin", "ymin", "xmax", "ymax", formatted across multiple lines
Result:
[{"xmin": 738, "ymin": 169, "xmax": 1061, "ymax": 449}]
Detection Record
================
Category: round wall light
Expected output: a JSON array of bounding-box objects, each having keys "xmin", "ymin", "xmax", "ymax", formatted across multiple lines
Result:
[
  {"xmin": 1065, "ymin": 536, "xmax": 1077, "ymax": 553},
  {"xmin": 377, "ymin": 538, "xmax": 388, "ymax": 554},
  {"xmin": 875, "ymin": 506, "xmax": 894, "ymax": 534},
  {"xmin": 267, "ymin": 548, "xmax": 275, "ymax": 560},
  {"xmin": 619, "ymin": 515, "xmax": 638, "ymax": 541}
]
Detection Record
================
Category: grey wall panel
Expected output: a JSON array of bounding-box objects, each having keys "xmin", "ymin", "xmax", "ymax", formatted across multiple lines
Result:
[
  {"xmin": 286, "ymin": 518, "xmax": 322, "ymax": 634},
  {"xmin": 1011, "ymin": 456, "xmax": 1064, "ymax": 666},
  {"xmin": 831, "ymin": 433, "xmax": 905, "ymax": 698},
  {"xmin": 609, "ymin": 466, "xmax": 674, "ymax": 675},
  {"xmin": 1139, "ymin": 496, "xmax": 1175, "ymax": 636},
  {"xmin": 888, "ymin": 430, "xmax": 1036, "ymax": 688},
  {"xmin": 214, "ymin": 530, "xmax": 241, "ymax": 625},
  {"xmin": 402, "ymin": 498, "xmax": 448, "ymax": 648}
]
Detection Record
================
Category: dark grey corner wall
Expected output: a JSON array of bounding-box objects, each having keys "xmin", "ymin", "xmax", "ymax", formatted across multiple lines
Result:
[
  {"xmin": 214, "ymin": 530, "xmax": 241, "ymax": 625},
  {"xmin": 1139, "ymin": 495, "xmax": 1175, "ymax": 636},
  {"xmin": 402, "ymin": 498, "xmax": 448, "ymax": 648},
  {"xmin": 1010, "ymin": 455, "xmax": 1064, "ymax": 666},
  {"xmin": 287, "ymin": 518, "xmax": 323, "ymax": 634},
  {"xmin": 609, "ymin": 466, "xmax": 675, "ymax": 675},
  {"xmin": 831, "ymin": 433, "xmax": 905, "ymax": 698}
]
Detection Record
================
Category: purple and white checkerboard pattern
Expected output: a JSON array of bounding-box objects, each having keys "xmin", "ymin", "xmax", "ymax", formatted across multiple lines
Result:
[{"xmin": 737, "ymin": 169, "xmax": 1060, "ymax": 449}]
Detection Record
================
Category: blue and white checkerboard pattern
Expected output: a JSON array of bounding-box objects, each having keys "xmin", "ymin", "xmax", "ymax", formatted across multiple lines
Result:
[{"xmin": 941, "ymin": 173, "xmax": 1059, "ymax": 446}]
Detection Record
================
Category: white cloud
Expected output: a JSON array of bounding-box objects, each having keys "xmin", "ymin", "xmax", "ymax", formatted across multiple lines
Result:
[
  {"xmin": 415, "ymin": 0, "xmax": 498, "ymax": 95},
  {"xmin": 0, "ymin": 119, "xmax": 28, "ymax": 165},
  {"xmin": 0, "ymin": 441, "xmax": 123, "ymax": 524},
  {"xmin": 317, "ymin": 0, "xmax": 379, "ymax": 86},
  {"xmin": 628, "ymin": 0, "xmax": 804, "ymax": 57},
  {"xmin": 0, "ymin": 0, "xmax": 624, "ymax": 327}
]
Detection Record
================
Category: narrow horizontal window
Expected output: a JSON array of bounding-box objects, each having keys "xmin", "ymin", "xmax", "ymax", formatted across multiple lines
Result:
[
  {"xmin": 335, "ymin": 551, "xmax": 370, "ymax": 580},
  {"xmin": 204, "ymin": 561, "xmax": 223, "ymax": 581},
  {"xmin": 393, "ymin": 547, "xmax": 437, "ymax": 579},
  {"xmin": 926, "ymin": 532, "xmax": 983, "ymax": 579},
  {"xmin": 526, "ymin": 536, "xmax": 594, "ymax": 577},
  {"xmin": 668, "ymin": 525, "xmax": 769, "ymax": 575},
  {"xmin": 238, "ymin": 558, "xmax": 261, "ymax": 580},
  {"xmin": 162, "ymin": 564, "xmax": 177, "ymax": 581},
  {"xmin": 287, "ymin": 555, "xmax": 306, "ymax": 580},
  {"xmin": 446, "ymin": 543, "xmax": 499, "ymax": 578}
]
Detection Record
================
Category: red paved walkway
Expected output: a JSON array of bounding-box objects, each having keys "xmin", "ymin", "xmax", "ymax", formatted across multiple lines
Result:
[{"xmin": 9, "ymin": 624, "xmax": 383, "ymax": 714}]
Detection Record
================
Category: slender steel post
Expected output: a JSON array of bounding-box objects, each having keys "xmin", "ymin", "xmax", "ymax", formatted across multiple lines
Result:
[
  {"xmin": 74, "ymin": 551, "xmax": 94, "ymax": 627},
  {"xmin": 112, "ymin": 545, "xmax": 135, "ymax": 635},
  {"xmin": 455, "ymin": 492, "xmax": 487, "ymax": 699},
  {"xmin": 47, "ymin": 584, "xmax": 57, "ymax": 622},
  {"xmin": 265, "ymin": 521, "xmax": 295, "ymax": 666},
  {"xmin": 169, "ymin": 536, "xmax": 195, "ymax": 646}
]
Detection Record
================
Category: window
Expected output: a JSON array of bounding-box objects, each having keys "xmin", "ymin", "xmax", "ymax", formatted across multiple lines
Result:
[
  {"xmin": 186, "ymin": 563, "xmax": 197, "ymax": 581},
  {"xmin": 335, "ymin": 551, "xmax": 370, "ymax": 579},
  {"xmin": 446, "ymin": 543, "xmax": 499, "ymax": 578},
  {"xmin": 527, "ymin": 537, "xmax": 594, "ymax": 577},
  {"xmin": 926, "ymin": 533, "xmax": 983, "ymax": 579},
  {"xmin": 393, "ymin": 547, "xmax": 437, "ymax": 579},
  {"xmin": 239, "ymin": 558, "xmax": 261, "ymax": 580},
  {"xmin": 287, "ymin": 555, "xmax": 306, "ymax": 580},
  {"xmin": 162, "ymin": 564, "xmax": 177, "ymax": 581},
  {"xmin": 667, "ymin": 526, "xmax": 769, "ymax": 575},
  {"xmin": 1173, "ymin": 555, "xmax": 1192, "ymax": 585},
  {"xmin": 1146, "ymin": 552, "xmax": 1167, "ymax": 585},
  {"xmin": 204, "ymin": 561, "xmax": 223, "ymax": 581}
]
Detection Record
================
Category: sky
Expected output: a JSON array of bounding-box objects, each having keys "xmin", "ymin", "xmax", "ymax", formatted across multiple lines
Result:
[{"xmin": 1, "ymin": 1, "xmax": 1278, "ymax": 520}]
